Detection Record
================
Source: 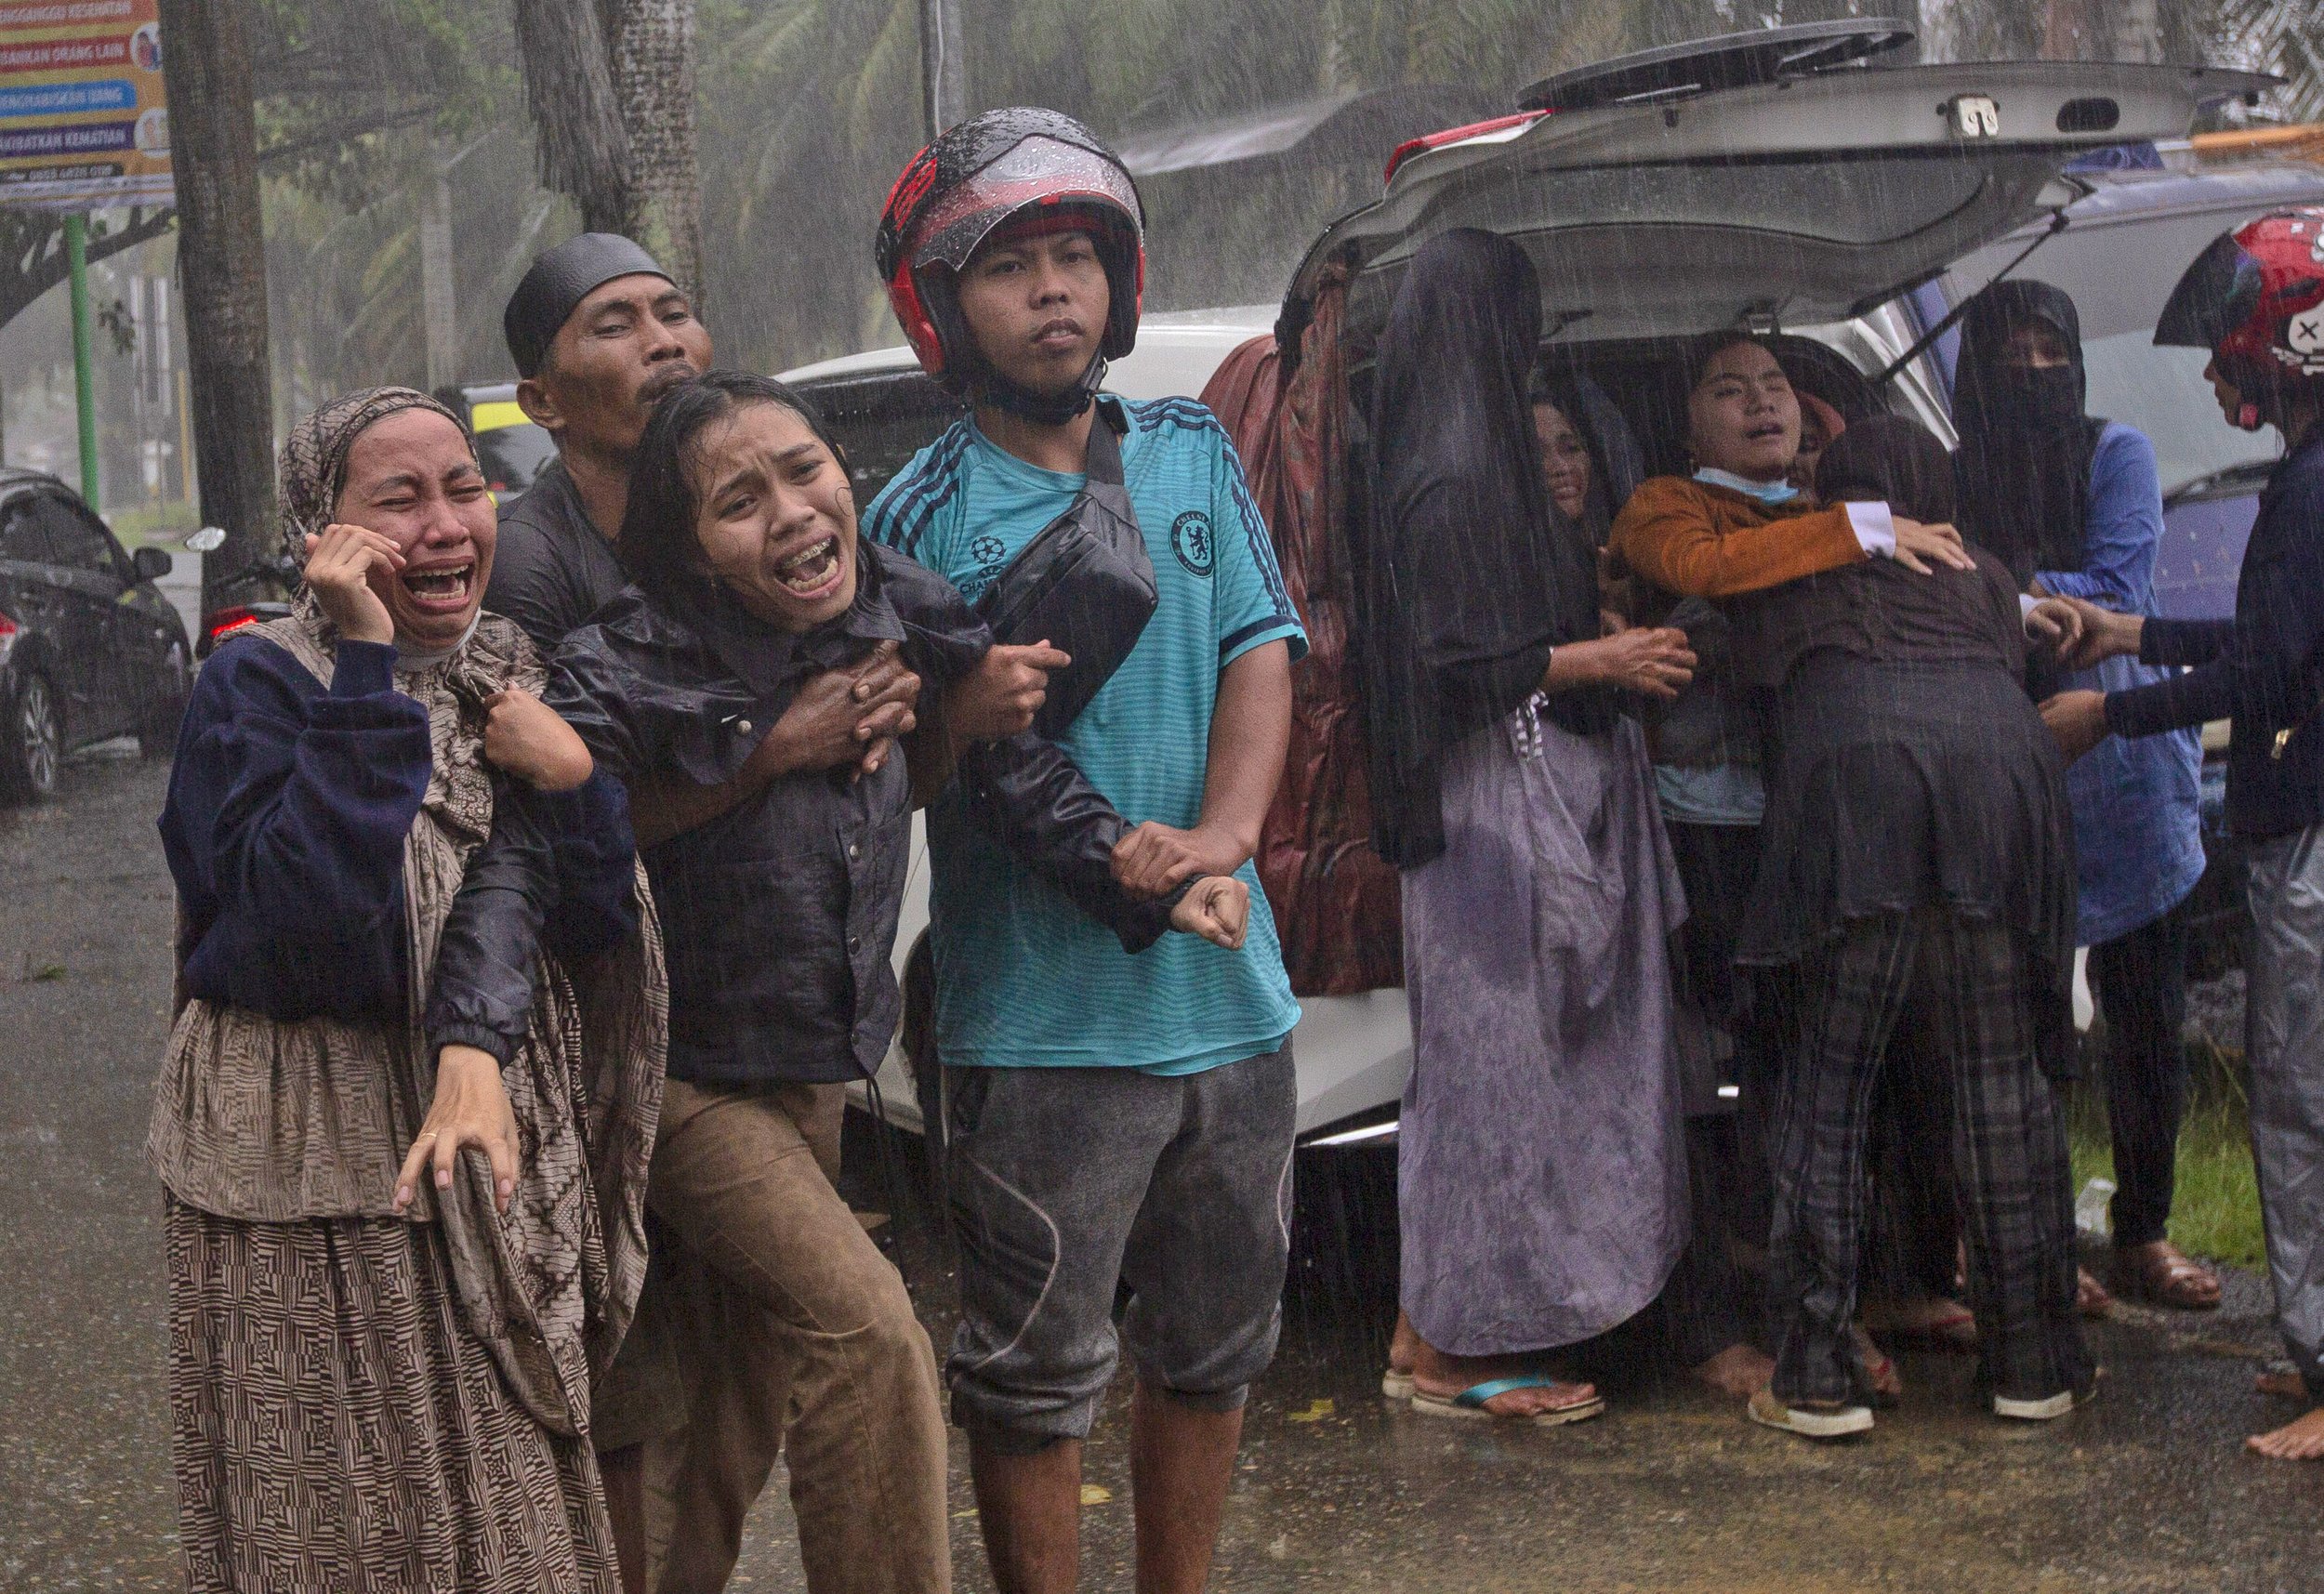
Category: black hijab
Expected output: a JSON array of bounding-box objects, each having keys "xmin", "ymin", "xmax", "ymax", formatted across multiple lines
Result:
[
  {"xmin": 1351, "ymin": 228, "xmax": 1617, "ymax": 868},
  {"xmin": 1816, "ymin": 414, "xmax": 1958, "ymax": 525},
  {"xmin": 1952, "ymin": 279, "xmax": 2109, "ymax": 586},
  {"xmin": 1528, "ymin": 368, "xmax": 1646, "ymax": 547}
]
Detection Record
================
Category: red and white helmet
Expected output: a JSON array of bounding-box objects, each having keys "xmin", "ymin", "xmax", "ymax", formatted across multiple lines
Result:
[
  {"xmin": 2156, "ymin": 205, "xmax": 2324, "ymax": 428},
  {"xmin": 876, "ymin": 107, "xmax": 1144, "ymax": 395}
]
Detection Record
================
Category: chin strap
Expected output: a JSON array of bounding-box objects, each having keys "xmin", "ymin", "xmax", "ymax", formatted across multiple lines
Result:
[{"xmin": 969, "ymin": 353, "xmax": 1107, "ymax": 426}]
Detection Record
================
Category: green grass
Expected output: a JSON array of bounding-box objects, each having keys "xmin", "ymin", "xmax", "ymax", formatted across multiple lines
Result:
[{"xmin": 2067, "ymin": 1034, "xmax": 2266, "ymax": 1269}]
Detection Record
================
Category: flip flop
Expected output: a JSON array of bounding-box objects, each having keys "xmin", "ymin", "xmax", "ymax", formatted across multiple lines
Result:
[
  {"xmin": 2111, "ymin": 1243, "xmax": 2223, "ymax": 1311},
  {"xmin": 1380, "ymin": 1367, "xmax": 1415, "ymax": 1402},
  {"xmin": 1409, "ymin": 1374, "xmax": 1605, "ymax": 1427},
  {"xmin": 1854, "ymin": 1337, "xmax": 1904, "ymax": 1409}
]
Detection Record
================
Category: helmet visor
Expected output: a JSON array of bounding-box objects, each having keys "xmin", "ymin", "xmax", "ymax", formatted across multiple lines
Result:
[
  {"xmin": 908, "ymin": 136, "xmax": 1142, "ymax": 272},
  {"xmin": 2156, "ymin": 230, "xmax": 2265, "ymax": 350}
]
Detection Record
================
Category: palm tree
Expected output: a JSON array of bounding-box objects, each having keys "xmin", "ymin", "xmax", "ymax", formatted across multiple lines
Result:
[{"xmin": 509, "ymin": 0, "xmax": 704, "ymax": 296}]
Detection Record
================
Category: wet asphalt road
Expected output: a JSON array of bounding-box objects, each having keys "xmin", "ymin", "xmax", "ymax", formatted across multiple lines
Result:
[{"xmin": 7, "ymin": 751, "xmax": 2322, "ymax": 1593}]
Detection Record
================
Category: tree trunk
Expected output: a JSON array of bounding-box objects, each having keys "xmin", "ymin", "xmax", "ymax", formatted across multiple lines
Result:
[
  {"xmin": 510, "ymin": 0, "xmax": 631, "ymax": 233},
  {"xmin": 509, "ymin": 0, "xmax": 701, "ymax": 301},
  {"xmin": 159, "ymin": 0, "xmax": 276, "ymax": 614},
  {"xmin": 608, "ymin": 0, "xmax": 702, "ymax": 299}
]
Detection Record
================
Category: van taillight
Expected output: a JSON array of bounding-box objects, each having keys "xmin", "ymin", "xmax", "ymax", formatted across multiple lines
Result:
[
  {"xmin": 1382, "ymin": 112, "xmax": 1549, "ymax": 185},
  {"xmin": 205, "ymin": 606, "xmax": 262, "ymax": 646}
]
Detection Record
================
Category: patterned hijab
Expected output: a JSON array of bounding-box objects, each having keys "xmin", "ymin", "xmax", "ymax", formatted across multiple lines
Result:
[
  {"xmin": 165, "ymin": 384, "xmax": 672, "ymax": 1434},
  {"xmin": 277, "ymin": 386, "xmax": 472, "ymax": 571}
]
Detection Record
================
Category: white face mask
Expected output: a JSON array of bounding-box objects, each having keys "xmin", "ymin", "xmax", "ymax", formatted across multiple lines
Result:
[{"xmin": 1694, "ymin": 467, "xmax": 1802, "ymax": 506}]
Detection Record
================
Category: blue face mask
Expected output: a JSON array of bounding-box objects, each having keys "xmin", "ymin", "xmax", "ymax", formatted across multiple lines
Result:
[{"xmin": 1694, "ymin": 467, "xmax": 1801, "ymax": 506}]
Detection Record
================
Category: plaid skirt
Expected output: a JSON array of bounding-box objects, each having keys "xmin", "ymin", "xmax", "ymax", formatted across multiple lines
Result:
[{"xmin": 165, "ymin": 1196, "xmax": 620, "ymax": 1594}]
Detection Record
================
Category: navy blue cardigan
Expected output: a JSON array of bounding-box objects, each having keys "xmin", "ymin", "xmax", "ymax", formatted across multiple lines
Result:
[
  {"xmin": 2106, "ymin": 427, "xmax": 2324, "ymax": 839},
  {"xmin": 158, "ymin": 634, "xmax": 636, "ymax": 1062}
]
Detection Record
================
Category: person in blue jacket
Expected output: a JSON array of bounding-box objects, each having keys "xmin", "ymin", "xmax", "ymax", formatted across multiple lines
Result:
[
  {"xmin": 1955, "ymin": 280, "xmax": 2219, "ymax": 1314},
  {"xmin": 2045, "ymin": 207, "xmax": 2324, "ymax": 1460}
]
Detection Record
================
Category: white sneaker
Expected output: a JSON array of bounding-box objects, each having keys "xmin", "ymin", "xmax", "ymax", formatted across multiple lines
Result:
[
  {"xmin": 1994, "ymin": 1380, "xmax": 2099, "ymax": 1421},
  {"xmin": 1749, "ymin": 1387, "xmax": 1874, "ymax": 1439}
]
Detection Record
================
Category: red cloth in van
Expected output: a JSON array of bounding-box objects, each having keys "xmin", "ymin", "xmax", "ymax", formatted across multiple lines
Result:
[{"xmin": 1200, "ymin": 269, "xmax": 1405, "ymax": 995}]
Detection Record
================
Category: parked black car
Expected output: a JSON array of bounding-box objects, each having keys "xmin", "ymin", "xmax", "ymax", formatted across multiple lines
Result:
[{"xmin": 0, "ymin": 468, "xmax": 191, "ymax": 801}]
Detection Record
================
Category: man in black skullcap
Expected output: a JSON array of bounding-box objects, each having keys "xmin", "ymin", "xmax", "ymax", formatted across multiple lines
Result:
[
  {"xmin": 492, "ymin": 234, "xmax": 923, "ymax": 1594},
  {"xmin": 488, "ymin": 232, "xmax": 714, "ymax": 645}
]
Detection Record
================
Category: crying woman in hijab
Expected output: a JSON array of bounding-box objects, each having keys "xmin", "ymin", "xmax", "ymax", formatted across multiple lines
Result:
[
  {"xmin": 1528, "ymin": 367, "xmax": 1645, "ymax": 547},
  {"xmin": 1355, "ymin": 229, "xmax": 1699, "ymax": 1428}
]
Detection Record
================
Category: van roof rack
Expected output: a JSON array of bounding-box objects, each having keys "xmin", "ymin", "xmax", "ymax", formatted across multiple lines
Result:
[{"xmin": 1517, "ymin": 18, "xmax": 1917, "ymax": 114}]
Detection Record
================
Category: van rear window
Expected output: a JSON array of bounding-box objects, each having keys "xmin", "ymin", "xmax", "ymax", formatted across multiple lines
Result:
[{"xmin": 795, "ymin": 372, "xmax": 969, "ymax": 503}]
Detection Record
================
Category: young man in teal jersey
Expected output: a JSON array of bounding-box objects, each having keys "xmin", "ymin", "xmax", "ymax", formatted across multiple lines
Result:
[{"xmin": 866, "ymin": 110, "xmax": 1306, "ymax": 1593}]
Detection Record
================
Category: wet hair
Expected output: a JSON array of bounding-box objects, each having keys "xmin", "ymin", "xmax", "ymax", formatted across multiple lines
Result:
[
  {"xmin": 1815, "ymin": 413, "xmax": 1956, "ymax": 525},
  {"xmin": 1684, "ymin": 329, "xmax": 1780, "ymax": 394},
  {"xmin": 615, "ymin": 371, "xmax": 850, "ymax": 591}
]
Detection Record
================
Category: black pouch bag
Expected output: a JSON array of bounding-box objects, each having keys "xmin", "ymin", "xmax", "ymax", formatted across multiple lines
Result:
[{"xmin": 972, "ymin": 398, "xmax": 1157, "ymax": 737}]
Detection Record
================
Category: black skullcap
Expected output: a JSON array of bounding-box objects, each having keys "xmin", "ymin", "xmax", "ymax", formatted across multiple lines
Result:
[{"xmin": 503, "ymin": 232, "xmax": 672, "ymax": 377}]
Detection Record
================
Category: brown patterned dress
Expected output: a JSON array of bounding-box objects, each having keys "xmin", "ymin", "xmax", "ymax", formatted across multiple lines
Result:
[{"xmin": 152, "ymin": 610, "xmax": 665, "ymax": 1593}]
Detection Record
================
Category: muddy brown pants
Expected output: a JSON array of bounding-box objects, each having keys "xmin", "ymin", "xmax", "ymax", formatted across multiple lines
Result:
[{"xmin": 643, "ymin": 1078, "xmax": 950, "ymax": 1594}]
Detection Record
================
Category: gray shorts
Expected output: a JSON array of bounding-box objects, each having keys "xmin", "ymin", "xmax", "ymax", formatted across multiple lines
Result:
[{"xmin": 943, "ymin": 1045, "xmax": 1296, "ymax": 1448}]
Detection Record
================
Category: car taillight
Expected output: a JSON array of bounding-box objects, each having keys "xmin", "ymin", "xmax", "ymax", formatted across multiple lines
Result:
[
  {"xmin": 0, "ymin": 607, "xmax": 15, "ymax": 665},
  {"xmin": 1381, "ymin": 111, "xmax": 1549, "ymax": 186},
  {"xmin": 205, "ymin": 606, "xmax": 262, "ymax": 646}
]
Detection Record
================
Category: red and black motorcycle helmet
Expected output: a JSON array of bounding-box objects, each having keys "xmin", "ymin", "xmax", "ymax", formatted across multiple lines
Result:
[
  {"xmin": 876, "ymin": 107, "xmax": 1145, "ymax": 400},
  {"xmin": 2156, "ymin": 205, "xmax": 2324, "ymax": 430}
]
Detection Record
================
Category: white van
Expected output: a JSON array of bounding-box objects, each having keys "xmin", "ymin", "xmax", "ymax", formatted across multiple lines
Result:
[{"xmin": 782, "ymin": 24, "xmax": 2265, "ymax": 1146}]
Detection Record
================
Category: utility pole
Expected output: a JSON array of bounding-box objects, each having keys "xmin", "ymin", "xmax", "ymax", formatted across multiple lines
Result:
[
  {"xmin": 419, "ymin": 135, "xmax": 459, "ymax": 391},
  {"xmin": 64, "ymin": 215, "xmax": 97, "ymax": 505},
  {"xmin": 919, "ymin": 0, "xmax": 966, "ymax": 140},
  {"xmin": 158, "ymin": 0, "xmax": 277, "ymax": 616}
]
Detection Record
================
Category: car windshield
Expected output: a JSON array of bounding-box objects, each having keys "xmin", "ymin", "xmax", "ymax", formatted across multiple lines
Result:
[
  {"xmin": 2082, "ymin": 330, "xmax": 2282, "ymax": 501},
  {"xmin": 475, "ymin": 422, "xmax": 556, "ymax": 495}
]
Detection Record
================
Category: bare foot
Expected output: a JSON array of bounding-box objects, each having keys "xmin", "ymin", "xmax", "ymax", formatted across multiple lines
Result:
[
  {"xmin": 2247, "ymin": 1405, "xmax": 2324, "ymax": 1460},
  {"xmin": 2256, "ymin": 1369, "xmax": 2309, "ymax": 1401},
  {"xmin": 1409, "ymin": 1337, "xmax": 1599, "ymax": 1419},
  {"xmin": 2077, "ymin": 1266, "xmax": 2114, "ymax": 1317},
  {"xmin": 1388, "ymin": 1309, "xmax": 1420, "ymax": 1379},
  {"xmin": 1852, "ymin": 1324, "xmax": 1905, "ymax": 1403},
  {"xmin": 1691, "ymin": 1343, "xmax": 1775, "ymax": 1399}
]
